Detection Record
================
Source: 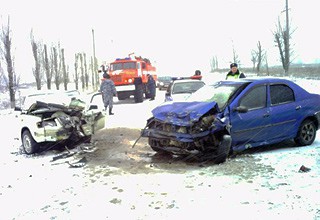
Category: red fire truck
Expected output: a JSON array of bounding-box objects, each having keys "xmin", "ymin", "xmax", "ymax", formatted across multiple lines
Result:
[{"xmin": 101, "ymin": 54, "xmax": 157, "ymax": 103}]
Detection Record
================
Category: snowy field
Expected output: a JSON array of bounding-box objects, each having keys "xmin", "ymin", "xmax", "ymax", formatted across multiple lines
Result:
[{"xmin": 0, "ymin": 75, "xmax": 319, "ymax": 220}]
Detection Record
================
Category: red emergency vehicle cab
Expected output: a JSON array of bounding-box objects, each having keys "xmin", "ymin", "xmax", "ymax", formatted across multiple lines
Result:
[{"xmin": 104, "ymin": 55, "xmax": 157, "ymax": 103}]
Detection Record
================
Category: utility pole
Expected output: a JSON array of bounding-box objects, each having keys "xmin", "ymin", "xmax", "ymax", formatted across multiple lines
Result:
[{"xmin": 92, "ymin": 29, "xmax": 98, "ymax": 90}]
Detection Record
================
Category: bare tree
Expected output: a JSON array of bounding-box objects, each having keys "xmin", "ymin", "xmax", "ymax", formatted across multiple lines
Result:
[
  {"xmin": 256, "ymin": 41, "xmax": 264, "ymax": 74},
  {"xmin": 79, "ymin": 53, "xmax": 85, "ymax": 91},
  {"xmin": 210, "ymin": 55, "xmax": 219, "ymax": 72},
  {"xmin": 94, "ymin": 56, "xmax": 99, "ymax": 91},
  {"xmin": 51, "ymin": 45, "xmax": 61, "ymax": 90},
  {"xmin": 90, "ymin": 56, "xmax": 95, "ymax": 89},
  {"xmin": 83, "ymin": 53, "xmax": 89, "ymax": 90},
  {"xmin": 92, "ymin": 29, "xmax": 100, "ymax": 91},
  {"xmin": 264, "ymin": 51, "xmax": 270, "ymax": 76},
  {"xmin": 74, "ymin": 53, "xmax": 79, "ymax": 90},
  {"xmin": 0, "ymin": 16, "xmax": 18, "ymax": 108},
  {"xmin": 231, "ymin": 40, "xmax": 240, "ymax": 65},
  {"xmin": 61, "ymin": 48, "xmax": 68, "ymax": 90},
  {"xmin": 251, "ymin": 50, "xmax": 257, "ymax": 71},
  {"xmin": 30, "ymin": 29, "xmax": 42, "ymax": 90},
  {"xmin": 273, "ymin": 0, "xmax": 295, "ymax": 76},
  {"xmin": 43, "ymin": 44, "xmax": 52, "ymax": 89}
]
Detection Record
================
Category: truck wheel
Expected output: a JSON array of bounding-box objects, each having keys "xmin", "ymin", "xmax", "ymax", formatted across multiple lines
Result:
[
  {"xmin": 134, "ymin": 78, "xmax": 144, "ymax": 103},
  {"xmin": 214, "ymin": 134, "xmax": 231, "ymax": 164},
  {"xmin": 294, "ymin": 119, "xmax": 316, "ymax": 146},
  {"xmin": 22, "ymin": 130, "xmax": 40, "ymax": 154}
]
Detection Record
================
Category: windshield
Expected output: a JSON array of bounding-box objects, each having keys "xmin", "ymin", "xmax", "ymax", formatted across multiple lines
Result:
[
  {"xmin": 111, "ymin": 62, "xmax": 137, "ymax": 71},
  {"xmin": 172, "ymin": 81, "xmax": 205, "ymax": 94},
  {"xmin": 158, "ymin": 76, "xmax": 172, "ymax": 82},
  {"xmin": 186, "ymin": 83, "xmax": 244, "ymax": 109}
]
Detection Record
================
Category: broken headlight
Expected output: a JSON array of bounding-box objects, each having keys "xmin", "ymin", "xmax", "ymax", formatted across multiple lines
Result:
[{"xmin": 37, "ymin": 120, "xmax": 57, "ymax": 128}]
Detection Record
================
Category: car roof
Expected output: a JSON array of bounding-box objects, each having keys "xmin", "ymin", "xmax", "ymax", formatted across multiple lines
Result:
[
  {"xmin": 172, "ymin": 79, "xmax": 205, "ymax": 84},
  {"xmin": 212, "ymin": 77, "xmax": 298, "ymax": 86}
]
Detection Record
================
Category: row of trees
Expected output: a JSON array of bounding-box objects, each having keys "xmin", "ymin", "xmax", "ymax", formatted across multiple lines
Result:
[
  {"xmin": 0, "ymin": 17, "xmax": 101, "ymax": 108},
  {"xmin": 30, "ymin": 30, "xmax": 101, "ymax": 92},
  {"xmin": 210, "ymin": 0, "xmax": 293, "ymax": 76}
]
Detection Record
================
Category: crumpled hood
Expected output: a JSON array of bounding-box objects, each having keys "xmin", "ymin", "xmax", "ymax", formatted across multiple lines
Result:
[
  {"xmin": 152, "ymin": 101, "xmax": 218, "ymax": 126},
  {"xmin": 170, "ymin": 93, "xmax": 192, "ymax": 102}
]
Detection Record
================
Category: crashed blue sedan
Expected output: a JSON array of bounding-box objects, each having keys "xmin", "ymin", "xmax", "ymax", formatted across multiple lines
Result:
[{"xmin": 141, "ymin": 77, "xmax": 320, "ymax": 163}]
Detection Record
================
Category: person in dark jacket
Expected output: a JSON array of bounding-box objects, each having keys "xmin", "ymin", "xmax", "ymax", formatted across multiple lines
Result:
[
  {"xmin": 147, "ymin": 74, "xmax": 156, "ymax": 101},
  {"xmin": 100, "ymin": 73, "xmax": 117, "ymax": 115},
  {"xmin": 226, "ymin": 63, "xmax": 246, "ymax": 80}
]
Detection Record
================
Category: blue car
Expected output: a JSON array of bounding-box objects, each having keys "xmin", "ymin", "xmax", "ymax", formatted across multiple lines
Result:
[{"xmin": 141, "ymin": 78, "xmax": 320, "ymax": 163}]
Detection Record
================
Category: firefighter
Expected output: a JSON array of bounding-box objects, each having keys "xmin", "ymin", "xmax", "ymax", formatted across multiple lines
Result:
[
  {"xmin": 147, "ymin": 74, "xmax": 156, "ymax": 101},
  {"xmin": 100, "ymin": 73, "xmax": 117, "ymax": 115},
  {"xmin": 226, "ymin": 63, "xmax": 246, "ymax": 80}
]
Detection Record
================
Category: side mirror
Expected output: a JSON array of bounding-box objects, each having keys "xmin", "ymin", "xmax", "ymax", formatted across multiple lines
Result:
[
  {"xmin": 88, "ymin": 105, "xmax": 98, "ymax": 110},
  {"xmin": 233, "ymin": 106, "xmax": 248, "ymax": 113}
]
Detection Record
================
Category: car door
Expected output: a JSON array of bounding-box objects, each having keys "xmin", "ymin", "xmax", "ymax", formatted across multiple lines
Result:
[
  {"xmin": 266, "ymin": 83, "xmax": 300, "ymax": 140},
  {"xmin": 229, "ymin": 85, "xmax": 271, "ymax": 147},
  {"xmin": 87, "ymin": 93, "xmax": 106, "ymax": 132}
]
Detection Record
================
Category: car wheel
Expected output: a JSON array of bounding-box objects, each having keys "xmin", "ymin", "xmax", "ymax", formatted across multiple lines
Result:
[
  {"xmin": 22, "ymin": 130, "xmax": 39, "ymax": 154},
  {"xmin": 214, "ymin": 134, "xmax": 232, "ymax": 164},
  {"xmin": 294, "ymin": 119, "xmax": 316, "ymax": 146}
]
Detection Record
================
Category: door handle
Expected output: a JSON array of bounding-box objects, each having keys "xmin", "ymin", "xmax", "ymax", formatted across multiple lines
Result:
[
  {"xmin": 295, "ymin": 105, "xmax": 301, "ymax": 110},
  {"xmin": 263, "ymin": 113, "xmax": 270, "ymax": 118}
]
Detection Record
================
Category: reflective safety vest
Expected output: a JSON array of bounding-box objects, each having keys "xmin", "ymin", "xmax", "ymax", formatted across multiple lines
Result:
[{"xmin": 226, "ymin": 73, "xmax": 240, "ymax": 80}]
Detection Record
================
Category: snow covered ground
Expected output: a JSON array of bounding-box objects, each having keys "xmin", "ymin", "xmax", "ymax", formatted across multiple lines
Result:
[{"xmin": 0, "ymin": 75, "xmax": 319, "ymax": 220}]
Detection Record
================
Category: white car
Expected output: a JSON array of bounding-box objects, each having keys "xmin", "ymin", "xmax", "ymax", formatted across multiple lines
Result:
[
  {"xmin": 164, "ymin": 79, "xmax": 205, "ymax": 102},
  {"xmin": 14, "ymin": 90, "xmax": 106, "ymax": 154}
]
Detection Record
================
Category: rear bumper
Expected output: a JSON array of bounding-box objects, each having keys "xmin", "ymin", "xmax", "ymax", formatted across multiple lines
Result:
[{"xmin": 116, "ymin": 85, "xmax": 135, "ymax": 92}]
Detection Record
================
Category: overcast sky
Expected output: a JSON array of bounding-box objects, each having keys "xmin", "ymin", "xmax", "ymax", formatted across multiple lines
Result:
[{"xmin": 1, "ymin": 0, "xmax": 319, "ymax": 80}]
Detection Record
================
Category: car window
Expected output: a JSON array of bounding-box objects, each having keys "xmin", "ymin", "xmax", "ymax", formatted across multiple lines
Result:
[
  {"xmin": 239, "ymin": 85, "xmax": 267, "ymax": 110},
  {"xmin": 270, "ymin": 84, "xmax": 295, "ymax": 105},
  {"xmin": 172, "ymin": 81, "xmax": 205, "ymax": 94}
]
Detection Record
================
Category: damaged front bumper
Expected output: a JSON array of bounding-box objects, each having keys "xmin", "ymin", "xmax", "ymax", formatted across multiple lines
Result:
[
  {"xmin": 141, "ymin": 116, "xmax": 229, "ymax": 155},
  {"xmin": 19, "ymin": 100, "xmax": 106, "ymax": 144}
]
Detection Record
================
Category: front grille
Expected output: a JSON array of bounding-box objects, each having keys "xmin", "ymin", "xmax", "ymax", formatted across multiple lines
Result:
[
  {"xmin": 111, "ymin": 75, "xmax": 122, "ymax": 82},
  {"xmin": 151, "ymin": 120, "xmax": 189, "ymax": 134}
]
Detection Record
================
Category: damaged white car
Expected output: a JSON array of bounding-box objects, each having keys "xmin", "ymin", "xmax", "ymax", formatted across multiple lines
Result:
[{"xmin": 14, "ymin": 90, "xmax": 106, "ymax": 154}]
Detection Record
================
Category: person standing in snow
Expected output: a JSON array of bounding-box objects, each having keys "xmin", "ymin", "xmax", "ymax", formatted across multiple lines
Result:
[
  {"xmin": 146, "ymin": 74, "xmax": 156, "ymax": 101},
  {"xmin": 100, "ymin": 73, "xmax": 117, "ymax": 115},
  {"xmin": 226, "ymin": 63, "xmax": 246, "ymax": 80}
]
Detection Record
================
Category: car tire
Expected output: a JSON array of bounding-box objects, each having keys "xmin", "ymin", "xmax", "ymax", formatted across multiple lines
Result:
[
  {"xmin": 22, "ymin": 130, "xmax": 40, "ymax": 154},
  {"xmin": 294, "ymin": 119, "xmax": 316, "ymax": 146},
  {"xmin": 214, "ymin": 134, "xmax": 232, "ymax": 164}
]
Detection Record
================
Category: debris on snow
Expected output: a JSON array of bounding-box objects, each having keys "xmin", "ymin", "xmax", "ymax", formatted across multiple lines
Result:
[{"xmin": 299, "ymin": 165, "xmax": 311, "ymax": 173}]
